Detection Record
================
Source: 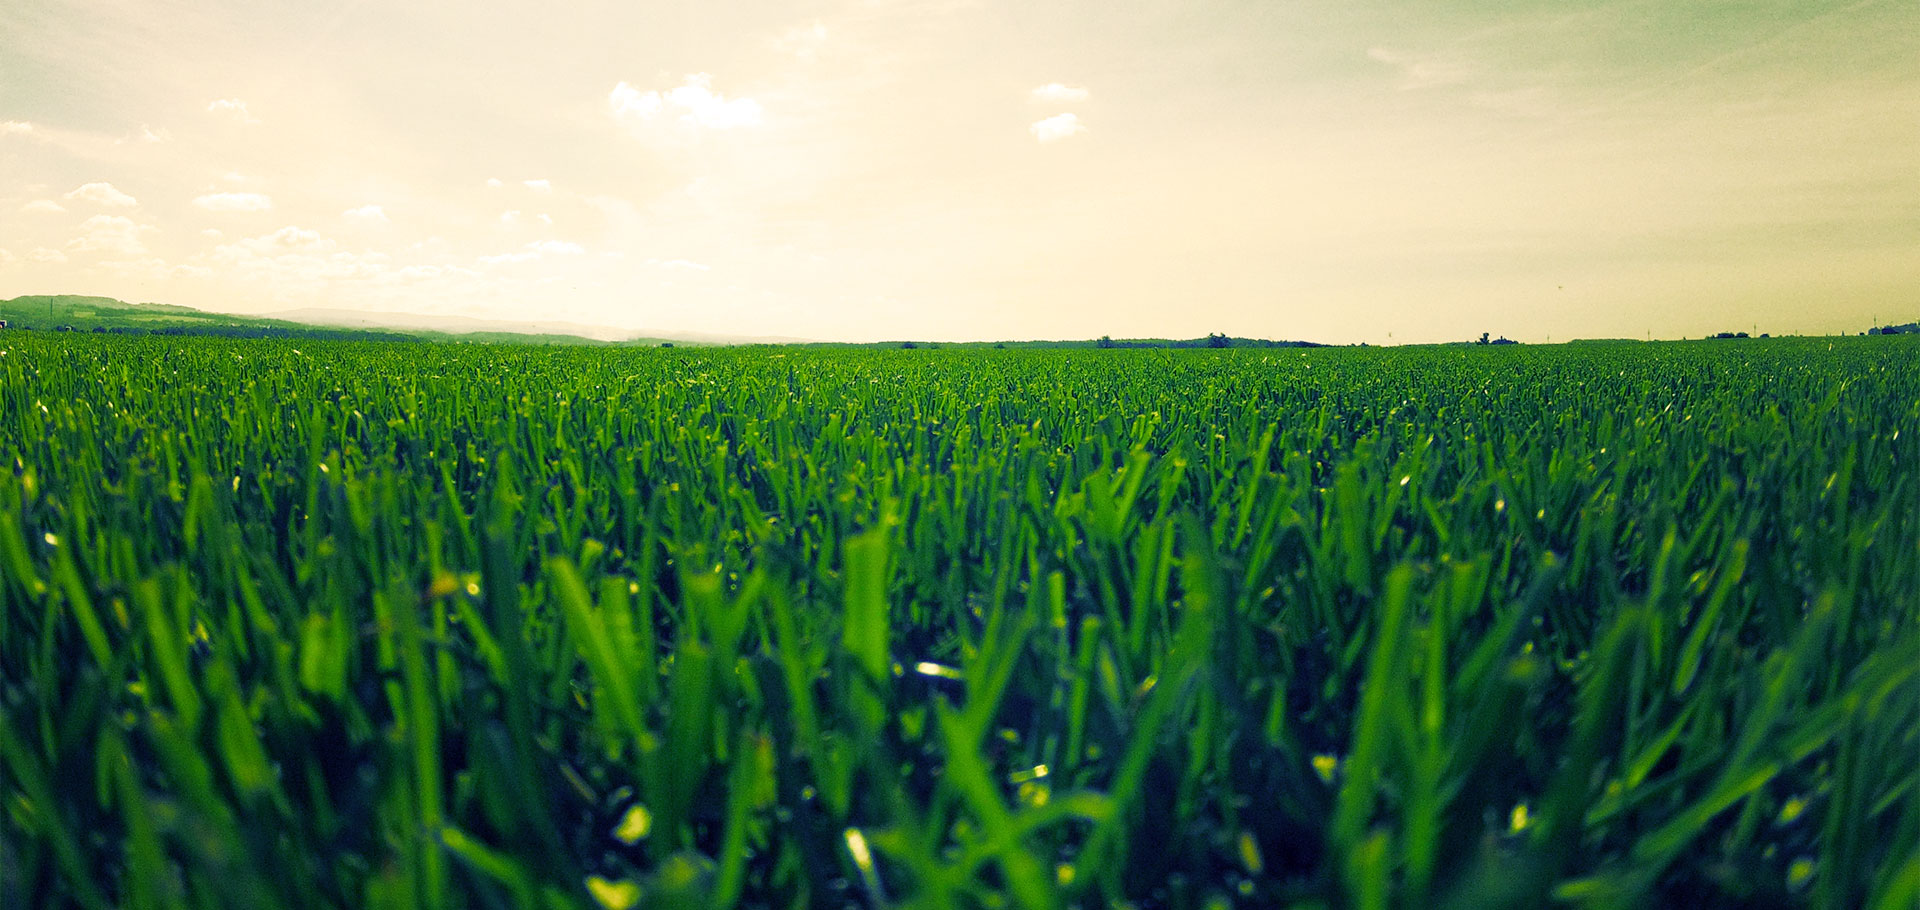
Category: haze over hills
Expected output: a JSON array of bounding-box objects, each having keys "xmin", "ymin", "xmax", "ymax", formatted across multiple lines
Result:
[
  {"xmin": 0, "ymin": 296, "xmax": 811, "ymax": 345},
  {"xmin": 0, "ymin": 295, "xmax": 1332, "ymax": 347},
  {"xmin": 0, "ymin": 295, "xmax": 379, "ymax": 337},
  {"xmin": 268, "ymin": 307, "xmax": 812, "ymax": 345},
  {"xmin": 7, "ymin": 295, "xmax": 1890, "ymax": 347}
]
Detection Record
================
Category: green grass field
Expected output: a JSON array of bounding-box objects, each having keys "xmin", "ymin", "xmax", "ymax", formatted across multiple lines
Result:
[{"xmin": 2, "ymin": 335, "xmax": 1916, "ymax": 909}]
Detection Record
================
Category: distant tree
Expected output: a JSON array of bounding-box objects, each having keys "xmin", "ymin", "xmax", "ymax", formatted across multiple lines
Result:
[
  {"xmin": 900, "ymin": 341, "xmax": 918, "ymax": 349},
  {"xmin": 1206, "ymin": 333, "xmax": 1230, "ymax": 348},
  {"xmin": 1477, "ymin": 332, "xmax": 1491, "ymax": 345},
  {"xmin": 1097, "ymin": 335, "xmax": 1115, "ymax": 349},
  {"xmin": 659, "ymin": 342, "xmax": 674, "ymax": 348}
]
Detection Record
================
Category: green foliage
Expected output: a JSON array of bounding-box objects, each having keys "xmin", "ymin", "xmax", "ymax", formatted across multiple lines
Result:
[{"xmin": 1, "ymin": 334, "xmax": 1917, "ymax": 909}]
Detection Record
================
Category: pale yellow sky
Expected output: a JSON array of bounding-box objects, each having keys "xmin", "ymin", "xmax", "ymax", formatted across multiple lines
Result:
[{"xmin": 2, "ymin": 0, "xmax": 1916, "ymax": 342}]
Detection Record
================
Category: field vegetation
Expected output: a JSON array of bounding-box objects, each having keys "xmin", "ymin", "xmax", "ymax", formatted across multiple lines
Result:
[{"xmin": 1, "ymin": 335, "xmax": 1916, "ymax": 909}]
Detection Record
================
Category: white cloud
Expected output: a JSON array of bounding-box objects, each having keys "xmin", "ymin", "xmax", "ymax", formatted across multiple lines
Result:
[
  {"xmin": 486, "ymin": 177, "xmax": 504, "ymax": 188},
  {"xmin": 499, "ymin": 210, "xmax": 522, "ymax": 224},
  {"xmin": 523, "ymin": 179, "xmax": 552, "ymax": 191},
  {"xmin": 609, "ymin": 83, "xmax": 663, "ymax": 119},
  {"xmin": 0, "ymin": 249, "xmax": 14, "ymax": 266},
  {"xmin": 193, "ymin": 192, "xmax": 274, "ymax": 212},
  {"xmin": 1030, "ymin": 83, "xmax": 1090, "ymax": 103},
  {"xmin": 610, "ymin": 74, "xmax": 764, "ymax": 130},
  {"xmin": 343, "ymin": 204, "xmax": 389, "ymax": 223},
  {"xmin": 201, "ymin": 228, "xmax": 224, "ymax": 239},
  {"xmin": 1, "ymin": 120, "xmax": 32, "ymax": 136},
  {"xmin": 1029, "ymin": 113, "xmax": 1086, "ymax": 143},
  {"xmin": 65, "ymin": 182, "xmax": 139, "ymax": 207},
  {"xmin": 27, "ymin": 247, "xmax": 68, "ymax": 264},
  {"xmin": 207, "ymin": 98, "xmax": 257, "ymax": 122},
  {"xmin": 537, "ymin": 213, "xmax": 553, "ymax": 225},
  {"xmin": 20, "ymin": 199, "xmax": 65, "ymax": 214},
  {"xmin": 67, "ymin": 215, "xmax": 152, "ymax": 255}
]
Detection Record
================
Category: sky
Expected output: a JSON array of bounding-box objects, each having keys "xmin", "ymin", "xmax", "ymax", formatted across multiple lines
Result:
[{"xmin": 1, "ymin": 0, "xmax": 1916, "ymax": 344}]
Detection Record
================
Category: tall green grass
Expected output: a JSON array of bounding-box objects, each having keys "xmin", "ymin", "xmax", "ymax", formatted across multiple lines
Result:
[{"xmin": 1, "ymin": 335, "xmax": 1916, "ymax": 908}]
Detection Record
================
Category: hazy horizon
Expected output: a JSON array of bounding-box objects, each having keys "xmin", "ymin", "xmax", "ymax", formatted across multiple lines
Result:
[{"xmin": 3, "ymin": 0, "xmax": 1917, "ymax": 344}]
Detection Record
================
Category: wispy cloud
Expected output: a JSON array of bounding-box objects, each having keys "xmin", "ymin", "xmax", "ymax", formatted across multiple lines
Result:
[
  {"xmin": 215, "ymin": 226, "xmax": 333, "ymax": 257},
  {"xmin": 19, "ymin": 199, "xmax": 65, "ymax": 214},
  {"xmin": 610, "ymin": 74, "xmax": 764, "ymax": 130},
  {"xmin": 3, "ymin": 120, "xmax": 36, "ymax": 136},
  {"xmin": 65, "ymin": 182, "xmax": 139, "ymax": 207},
  {"xmin": 194, "ymin": 192, "xmax": 274, "ymax": 213},
  {"xmin": 646, "ymin": 258, "xmax": 711, "ymax": 271},
  {"xmin": 203, "ymin": 226, "xmax": 393, "ymax": 290},
  {"xmin": 1367, "ymin": 47, "xmax": 1472, "ymax": 90},
  {"xmin": 206, "ymin": 98, "xmax": 258, "ymax": 122},
  {"xmin": 480, "ymin": 239, "xmax": 586, "ymax": 265},
  {"xmin": 67, "ymin": 215, "xmax": 152, "ymax": 255},
  {"xmin": 343, "ymin": 204, "xmax": 389, "ymax": 223},
  {"xmin": 497, "ymin": 209, "xmax": 556, "ymax": 227},
  {"xmin": 773, "ymin": 22, "xmax": 829, "ymax": 60},
  {"xmin": 523, "ymin": 179, "xmax": 552, "ymax": 191},
  {"xmin": 1029, "ymin": 113, "xmax": 1085, "ymax": 143},
  {"xmin": 1030, "ymin": 83, "xmax": 1089, "ymax": 103}
]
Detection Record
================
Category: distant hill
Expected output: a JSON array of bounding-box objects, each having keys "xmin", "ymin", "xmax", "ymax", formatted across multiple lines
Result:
[
  {"xmin": 0, "ymin": 296, "xmax": 808, "ymax": 345},
  {"xmin": 269, "ymin": 308, "xmax": 643, "ymax": 344},
  {"xmin": 272, "ymin": 308, "xmax": 815, "ymax": 346},
  {"xmin": 0, "ymin": 295, "xmax": 413, "ymax": 341},
  {"xmin": 0, "ymin": 295, "xmax": 1328, "ymax": 349}
]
